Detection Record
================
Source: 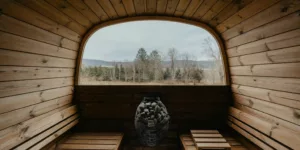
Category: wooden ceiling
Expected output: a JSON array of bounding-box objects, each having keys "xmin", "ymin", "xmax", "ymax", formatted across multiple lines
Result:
[{"xmin": 2, "ymin": 0, "xmax": 277, "ymax": 40}]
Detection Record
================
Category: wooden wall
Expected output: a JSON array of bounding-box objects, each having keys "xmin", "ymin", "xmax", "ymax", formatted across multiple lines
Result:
[
  {"xmin": 0, "ymin": 0, "xmax": 80, "ymax": 149},
  {"xmin": 0, "ymin": 0, "xmax": 299, "ymax": 149},
  {"xmin": 73, "ymin": 86, "xmax": 231, "ymax": 149},
  {"xmin": 221, "ymin": 1, "xmax": 300, "ymax": 149}
]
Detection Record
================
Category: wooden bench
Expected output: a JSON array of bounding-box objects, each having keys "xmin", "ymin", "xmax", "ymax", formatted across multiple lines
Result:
[
  {"xmin": 57, "ymin": 132, "xmax": 123, "ymax": 150},
  {"xmin": 191, "ymin": 130, "xmax": 231, "ymax": 150}
]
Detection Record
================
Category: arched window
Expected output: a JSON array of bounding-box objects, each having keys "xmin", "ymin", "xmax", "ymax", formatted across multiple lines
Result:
[{"xmin": 78, "ymin": 19, "xmax": 227, "ymax": 85}]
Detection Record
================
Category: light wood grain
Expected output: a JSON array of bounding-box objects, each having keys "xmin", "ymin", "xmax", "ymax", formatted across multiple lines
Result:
[
  {"xmin": 0, "ymin": 86, "xmax": 73, "ymax": 114},
  {"xmin": 0, "ymin": 77, "xmax": 74, "ymax": 97},
  {"xmin": 83, "ymin": 0, "xmax": 109, "ymax": 21},
  {"xmin": 67, "ymin": 0, "xmax": 101, "ymax": 24}
]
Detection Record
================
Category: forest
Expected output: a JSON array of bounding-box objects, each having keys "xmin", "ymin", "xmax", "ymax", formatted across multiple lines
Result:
[{"xmin": 79, "ymin": 38, "xmax": 224, "ymax": 85}]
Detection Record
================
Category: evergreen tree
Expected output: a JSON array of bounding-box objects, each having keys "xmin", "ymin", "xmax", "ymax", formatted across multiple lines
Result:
[
  {"xmin": 175, "ymin": 69, "xmax": 182, "ymax": 80},
  {"xmin": 163, "ymin": 68, "xmax": 171, "ymax": 80}
]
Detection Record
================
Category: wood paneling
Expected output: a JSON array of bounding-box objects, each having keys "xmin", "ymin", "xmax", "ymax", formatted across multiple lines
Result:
[{"xmin": 0, "ymin": 0, "xmax": 299, "ymax": 149}]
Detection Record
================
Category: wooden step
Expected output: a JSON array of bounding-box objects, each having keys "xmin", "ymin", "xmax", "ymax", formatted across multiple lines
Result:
[{"xmin": 191, "ymin": 130, "xmax": 231, "ymax": 150}]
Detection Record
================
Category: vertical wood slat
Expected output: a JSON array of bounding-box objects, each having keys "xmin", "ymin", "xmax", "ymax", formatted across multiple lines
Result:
[
  {"xmin": 67, "ymin": 0, "xmax": 101, "ymax": 24},
  {"xmin": 97, "ymin": 0, "xmax": 119, "ymax": 19},
  {"xmin": 0, "ymin": 0, "xmax": 81, "ymax": 41},
  {"xmin": 174, "ymin": 0, "xmax": 191, "ymax": 16},
  {"xmin": 83, "ymin": 0, "xmax": 110, "ymax": 21},
  {"xmin": 165, "ymin": 0, "xmax": 180, "ymax": 15},
  {"xmin": 208, "ymin": 0, "xmax": 253, "ymax": 26},
  {"xmin": 111, "ymin": 0, "xmax": 128, "ymax": 17},
  {"xmin": 192, "ymin": 0, "xmax": 218, "ymax": 20},
  {"xmin": 201, "ymin": 0, "xmax": 232, "ymax": 22},
  {"xmin": 45, "ymin": 0, "xmax": 93, "ymax": 28},
  {"xmin": 156, "ymin": 0, "xmax": 168, "ymax": 14},
  {"xmin": 134, "ymin": 0, "xmax": 146, "ymax": 15},
  {"xmin": 122, "ymin": 0, "xmax": 136, "ymax": 16}
]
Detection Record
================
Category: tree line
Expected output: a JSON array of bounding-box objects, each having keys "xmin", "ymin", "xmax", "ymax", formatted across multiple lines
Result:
[{"xmin": 80, "ymin": 48, "xmax": 204, "ymax": 83}]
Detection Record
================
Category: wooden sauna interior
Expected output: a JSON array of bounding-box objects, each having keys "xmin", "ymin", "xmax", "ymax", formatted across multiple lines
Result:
[{"xmin": 0, "ymin": 0, "xmax": 299, "ymax": 149}]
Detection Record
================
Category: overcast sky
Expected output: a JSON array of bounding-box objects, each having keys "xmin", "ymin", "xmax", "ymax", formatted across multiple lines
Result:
[{"xmin": 83, "ymin": 20, "xmax": 219, "ymax": 61}]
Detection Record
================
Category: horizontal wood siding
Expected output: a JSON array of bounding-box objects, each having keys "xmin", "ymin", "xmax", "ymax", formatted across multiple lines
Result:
[
  {"xmin": 224, "ymin": 1, "xmax": 300, "ymax": 149},
  {"xmin": 0, "ymin": 0, "xmax": 78, "ymax": 149}
]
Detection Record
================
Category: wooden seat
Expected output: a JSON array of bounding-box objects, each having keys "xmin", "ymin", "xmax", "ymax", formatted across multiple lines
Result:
[
  {"xmin": 180, "ymin": 135, "xmax": 197, "ymax": 150},
  {"xmin": 191, "ymin": 130, "xmax": 231, "ymax": 150},
  {"xmin": 57, "ymin": 132, "xmax": 123, "ymax": 150}
]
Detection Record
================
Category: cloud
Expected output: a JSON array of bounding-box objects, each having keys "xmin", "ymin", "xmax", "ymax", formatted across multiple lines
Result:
[{"xmin": 83, "ymin": 21, "xmax": 219, "ymax": 61}]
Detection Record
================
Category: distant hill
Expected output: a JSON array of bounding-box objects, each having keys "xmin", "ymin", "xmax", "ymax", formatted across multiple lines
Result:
[{"xmin": 82, "ymin": 59, "xmax": 215, "ymax": 69}]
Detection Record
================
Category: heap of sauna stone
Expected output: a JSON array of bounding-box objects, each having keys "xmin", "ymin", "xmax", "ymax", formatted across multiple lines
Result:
[{"xmin": 135, "ymin": 97, "xmax": 170, "ymax": 146}]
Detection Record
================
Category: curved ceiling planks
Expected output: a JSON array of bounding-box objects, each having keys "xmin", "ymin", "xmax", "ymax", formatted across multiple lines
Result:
[{"xmin": 0, "ymin": 0, "xmax": 299, "ymax": 149}]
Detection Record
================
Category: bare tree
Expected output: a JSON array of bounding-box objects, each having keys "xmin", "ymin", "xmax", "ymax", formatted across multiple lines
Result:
[
  {"xmin": 202, "ymin": 37, "xmax": 224, "ymax": 84},
  {"xmin": 168, "ymin": 48, "xmax": 178, "ymax": 80}
]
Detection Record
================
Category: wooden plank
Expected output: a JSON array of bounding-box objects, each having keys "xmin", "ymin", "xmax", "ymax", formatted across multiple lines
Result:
[
  {"xmin": 0, "ymin": 95, "xmax": 72, "ymax": 130},
  {"xmin": 46, "ymin": 0, "xmax": 93, "ymax": 28},
  {"xmin": 227, "ymin": 29, "xmax": 300, "ymax": 57},
  {"xmin": 0, "ymin": 105, "xmax": 76, "ymax": 150},
  {"xmin": 156, "ymin": 0, "xmax": 168, "ymax": 14},
  {"xmin": 191, "ymin": 130, "xmax": 219, "ymax": 134},
  {"xmin": 64, "ymin": 139, "xmax": 118, "ymax": 144},
  {"xmin": 227, "ymin": 121, "xmax": 273, "ymax": 150},
  {"xmin": 231, "ymin": 76, "xmax": 300, "ymax": 94},
  {"xmin": 233, "ymin": 93, "xmax": 300, "ymax": 125},
  {"xmin": 174, "ymin": 0, "xmax": 191, "ymax": 16},
  {"xmin": 229, "ymin": 46, "xmax": 300, "ymax": 66},
  {"xmin": 208, "ymin": 0, "xmax": 253, "ymax": 26},
  {"xmin": 226, "ymin": 12, "xmax": 300, "ymax": 48},
  {"xmin": 165, "ymin": 0, "xmax": 180, "ymax": 15},
  {"xmin": 196, "ymin": 143, "xmax": 231, "ymax": 149},
  {"xmin": 58, "ymin": 144, "xmax": 116, "ymax": 149},
  {"xmin": 234, "ymin": 102, "xmax": 300, "ymax": 133},
  {"xmin": 229, "ymin": 107, "xmax": 300, "ymax": 149},
  {"xmin": 69, "ymin": 135, "xmax": 123, "ymax": 140},
  {"xmin": 180, "ymin": 135, "xmax": 197, "ymax": 150},
  {"xmin": 217, "ymin": 0, "xmax": 279, "ymax": 33},
  {"xmin": 30, "ymin": 119, "xmax": 79, "ymax": 150},
  {"xmin": 0, "ymin": 15, "xmax": 79, "ymax": 51},
  {"xmin": 111, "ymin": 0, "xmax": 128, "ymax": 17},
  {"xmin": 0, "ymin": 31, "xmax": 77, "ymax": 59},
  {"xmin": 83, "ymin": 0, "xmax": 110, "ymax": 21},
  {"xmin": 228, "ymin": 116, "xmax": 289, "ymax": 150},
  {"xmin": 134, "ymin": 0, "xmax": 146, "ymax": 15},
  {"xmin": 15, "ymin": 114, "xmax": 79, "ymax": 150},
  {"xmin": 192, "ymin": 0, "xmax": 217, "ymax": 20},
  {"xmin": 192, "ymin": 134, "xmax": 223, "ymax": 138},
  {"xmin": 122, "ymin": 0, "xmax": 136, "ymax": 16},
  {"xmin": 0, "ymin": 49, "xmax": 76, "ymax": 68},
  {"xmin": 194, "ymin": 138, "xmax": 226, "ymax": 142},
  {"xmin": 222, "ymin": 0, "xmax": 300, "ymax": 40},
  {"xmin": 0, "ymin": 0, "xmax": 81, "ymax": 41},
  {"xmin": 15, "ymin": 0, "xmax": 86, "ymax": 37},
  {"xmin": 0, "ymin": 86, "xmax": 73, "ymax": 114},
  {"xmin": 67, "ymin": 0, "xmax": 101, "ymax": 24},
  {"xmin": 0, "ymin": 66, "xmax": 74, "ymax": 81},
  {"xmin": 230, "ymin": 62, "xmax": 300, "ymax": 78},
  {"xmin": 145, "ymin": 0, "xmax": 156, "ymax": 14},
  {"xmin": 201, "ymin": 0, "xmax": 232, "ymax": 22},
  {"xmin": 232, "ymin": 84, "xmax": 300, "ymax": 109},
  {"xmin": 97, "ymin": 0, "xmax": 119, "ymax": 19},
  {"xmin": 0, "ymin": 77, "xmax": 73, "ymax": 98},
  {"xmin": 182, "ymin": 0, "xmax": 203, "ymax": 18}
]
